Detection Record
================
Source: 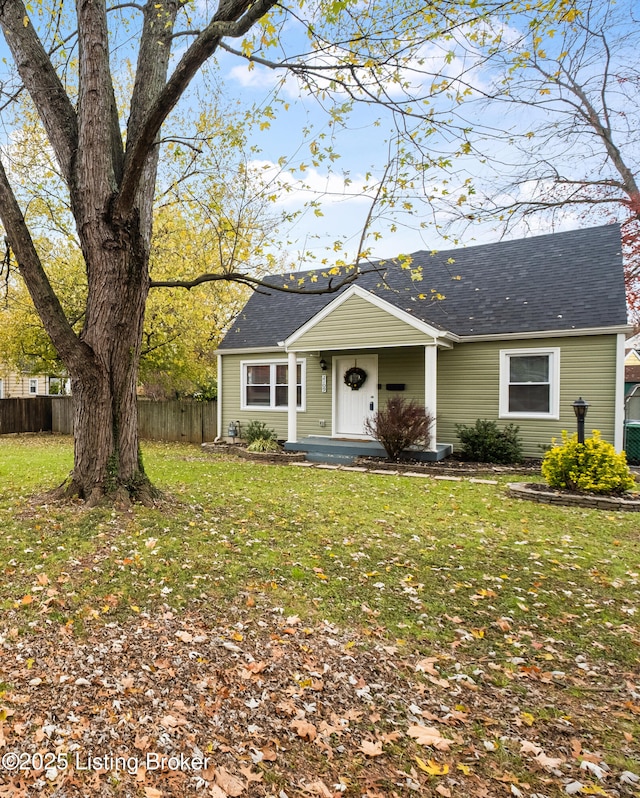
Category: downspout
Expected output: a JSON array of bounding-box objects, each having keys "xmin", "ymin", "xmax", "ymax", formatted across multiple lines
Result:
[{"xmin": 214, "ymin": 353, "xmax": 223, "ymax": 443}]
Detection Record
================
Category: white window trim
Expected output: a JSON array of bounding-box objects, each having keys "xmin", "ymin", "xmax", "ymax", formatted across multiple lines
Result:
[
  {"xmin": 499, "ymin": 347, "xmax": 560, "ymax": 420},
  {"xmin": 29, "ymin": 378, "xmax": 38, "ymax": 396},
  {"xmin": 240, "ymin": 359, "xmax": 306, "ymax": 412},
  {"xmin": 0, "ymin": 378, "xmax": 3, "ymax": 399}
]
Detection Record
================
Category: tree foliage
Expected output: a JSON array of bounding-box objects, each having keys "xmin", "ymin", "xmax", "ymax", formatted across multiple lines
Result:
[
  {"xmin": 0, "ymin": 0, "xmax": 570, "ymax": 503},
  {"xmin": 433, "ymin": 0, "xmax": 640, "ymax": 317}
]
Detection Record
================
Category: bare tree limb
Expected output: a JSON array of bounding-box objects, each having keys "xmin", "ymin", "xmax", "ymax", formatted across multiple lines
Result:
[
  {"xmin": 0, "ymin": 0, "xmax": 78, "ymax": 183},
  {"xmin": 116, "ymin": 0, "xmax": 278, "ymax": 216},
  {"xmin": 0, "ymin": 155, "xmax": 87, "ymax": 370}
]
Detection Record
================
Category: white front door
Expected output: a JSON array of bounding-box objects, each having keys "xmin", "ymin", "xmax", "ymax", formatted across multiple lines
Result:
[{"xmin": 334, "ymin": 355, "xmax": 378, "ymax": 437}]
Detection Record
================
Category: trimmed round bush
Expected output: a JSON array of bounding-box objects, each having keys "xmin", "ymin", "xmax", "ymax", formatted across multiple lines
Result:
[
  {"xmin": 455, "ymin": 418, "xmax": 523, "ymax": 464},
  {"xmin": 541, "ymin": 430, "xmax": 635, "ymax": 495}
]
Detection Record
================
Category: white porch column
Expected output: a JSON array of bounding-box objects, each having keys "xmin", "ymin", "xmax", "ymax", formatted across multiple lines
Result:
[
  {"xmin": 425, "ymin": 345, "xmax": 437, "ymax": 451},
  {"xmin": 287, "ymin": 350, "xmax": 298, "ymax": 443}
]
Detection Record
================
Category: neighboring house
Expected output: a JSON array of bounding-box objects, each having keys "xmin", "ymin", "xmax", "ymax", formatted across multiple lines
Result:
[
  {"xmin": 625, "ymin": 349, "xmax": 640, "ymax": 367},
  {"xmin": 216, "ymin": 224, "xmax": 630, "ymax": 460},
  {"xmin": 626, "ymin": 333, "xmax": 640, "ymax": 422},
  {"xmin": 0, "ymin": 368, "xmax": 70, "ymax": 399},
  {"xmin": 624, "ymin": 332, "xmax": 640, "ymax": 412}
]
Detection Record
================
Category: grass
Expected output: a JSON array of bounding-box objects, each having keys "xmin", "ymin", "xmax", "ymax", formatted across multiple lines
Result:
[
  {"xmin": 0, "ymin": 435, "xmax": 638, "ymax": 797},
  {"xmin": 0, "ymin": 435, "xmax": 638, "ymax": 666}
]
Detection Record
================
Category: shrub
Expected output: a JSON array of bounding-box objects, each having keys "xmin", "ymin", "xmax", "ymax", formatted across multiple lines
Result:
[
  {"xmin": 244, "ymin": 420, "xmax": 277, "ymax": 445},
  {"xmin": 246, "ymin": 437, "xmax": 281, "ymax": 453},
  {"xmin": 455, "ymin": 419, "xmax": 523, "ymax": 464},
  {"xmin": 364, "ymin": 397, "xmax": 434, "ymax": 461},
  {"xmin": 541, "ymin": 430, "xmax": 635, "ymax": 495}
]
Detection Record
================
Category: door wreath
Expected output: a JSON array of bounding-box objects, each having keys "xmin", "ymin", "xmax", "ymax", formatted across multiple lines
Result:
[{"xmin": 344, "ymin": 366, "xmax": 367, "ymax": 391}]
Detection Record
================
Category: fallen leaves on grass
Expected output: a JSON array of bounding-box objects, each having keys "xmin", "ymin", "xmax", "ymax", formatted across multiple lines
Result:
[
  {"xmin": 407, "ymin": 724, "xmax": 453, "ymax": 751},
  {"xmin": 0, "ymin": 607, "xmax": 637, "ymax": 797}
]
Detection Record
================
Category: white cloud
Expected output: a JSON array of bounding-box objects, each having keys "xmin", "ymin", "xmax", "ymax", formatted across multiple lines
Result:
[{"xmin": 247, "ymin": 158, "xmax": 372, "ymax": 208}]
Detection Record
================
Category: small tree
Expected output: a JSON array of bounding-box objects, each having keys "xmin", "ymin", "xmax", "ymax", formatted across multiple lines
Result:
[{"xmin": 364, "ymin": 397, "xmax": 434, "ymax": 461}]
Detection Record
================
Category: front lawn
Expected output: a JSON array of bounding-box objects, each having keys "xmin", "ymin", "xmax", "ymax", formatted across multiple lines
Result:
[{"xmin": 0, "ymin": 435, "xmax": 638, "ymax": 797}]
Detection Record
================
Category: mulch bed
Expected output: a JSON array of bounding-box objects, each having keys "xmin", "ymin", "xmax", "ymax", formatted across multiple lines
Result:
[{"xmin": 354, "ymin": 457, "xmax": 543, "ymax": 476}]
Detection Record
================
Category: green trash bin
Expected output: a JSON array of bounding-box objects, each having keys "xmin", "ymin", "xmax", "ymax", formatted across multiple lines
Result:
[{"xmin": 625, "ymin": 421, "xmax": 640, "ymax": 465}]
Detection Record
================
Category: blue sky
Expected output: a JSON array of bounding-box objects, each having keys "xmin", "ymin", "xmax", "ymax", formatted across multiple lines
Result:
[
  {"xmin": 0, "ymin": 0, "xmax": 636, "ymax": 273},
  {"xmin": 190, "ymin": 0, "xmax": 638, "ymax": 272}
]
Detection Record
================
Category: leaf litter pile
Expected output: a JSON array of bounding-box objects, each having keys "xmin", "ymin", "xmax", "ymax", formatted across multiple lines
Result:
[{"xmin": 0, "ymin": 604, "xmax": 638, "ymax": 798}]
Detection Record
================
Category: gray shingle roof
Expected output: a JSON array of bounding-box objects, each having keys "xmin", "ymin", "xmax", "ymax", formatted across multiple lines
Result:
[{"xmin": 219, "ymin": 224, "xmax": 628, "ymax": 349}]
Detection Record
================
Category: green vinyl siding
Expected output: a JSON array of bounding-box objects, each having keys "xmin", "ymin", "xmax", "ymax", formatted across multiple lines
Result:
[
  {"xmin": 300, "ymin": 357, "xmax": 333, "ymax": 437},
  {"xmin": 221, "ymin": 334, "xmax": 618, "ymax": 457},
  {"xmin": 437, "ymin": 335, "xmax": 618, "ymax": 458},
  {"xmin": 220, "ymin": 352, "xmax": 332, "ymax": 440},
  {"xmin": 376, "ymin": 347, "xmax": 425, "ymax": 405},
  {"xmin": 292, "ymin": 294, "xmax": 434, "ymax": 350},
  {"xmin": 220, "ymin": 347, "xmax": 426, "ymax": 439}
]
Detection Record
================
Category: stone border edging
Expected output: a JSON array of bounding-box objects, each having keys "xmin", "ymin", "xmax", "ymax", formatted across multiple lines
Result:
[
  {"xmin": 507, "ymin": 482, "xmax": 640, "ymax": 512},
  {"xmin": 352, "ymin": 457, "xmax": 541, "ymax": 477},
  {"xmin": 201, "ymin": 444, "xmax": 640, "ymax": 510},
  {"xmin": 201, "ymin": 443, "xmax": 306, "ymax": 464},
  {"xmin": 233, "ymin": 447, "xmax": 306, "ymax": 464}
]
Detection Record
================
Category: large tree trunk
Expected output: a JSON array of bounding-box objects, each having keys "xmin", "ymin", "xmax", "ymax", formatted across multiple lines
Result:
[
  {"xmin": 64, "ymin": 209, "xmax": 152, "ymax": 504},
  {"xmin": 0, "ymin": 0, "xmax": 278, "ymax": 504}
]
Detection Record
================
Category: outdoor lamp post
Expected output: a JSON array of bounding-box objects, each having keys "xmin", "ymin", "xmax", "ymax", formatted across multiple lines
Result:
[{"xmin": 572, "ymin": 397, "xmax": 590, "ymax": 444}]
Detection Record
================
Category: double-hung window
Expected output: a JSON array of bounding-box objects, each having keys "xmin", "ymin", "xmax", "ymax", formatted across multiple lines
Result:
[
  {"xmin": 499, "ymin": 348, "xmax": 559, "ymax": 418},
  {"xmin": 241, "ymin": 360, "xmax": 305, "ymax": 410},
  {"xmin": 29, "ymin": 378, "xmax": 38, "ymax": 396}
]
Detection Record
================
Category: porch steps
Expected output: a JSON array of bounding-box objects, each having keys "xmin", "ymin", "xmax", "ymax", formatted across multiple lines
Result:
[{"xmin": 284, "ymin": 436, "xmax": 452, "ymax": 465}]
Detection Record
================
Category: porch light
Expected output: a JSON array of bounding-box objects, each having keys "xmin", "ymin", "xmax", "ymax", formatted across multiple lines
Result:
[
  {"xmin": 319, "ymin": 358, "xmax": 328, "ymax": 371},
  {"xmin": 572, "ymin": 397, "xmax": 589, "ymax": 444}
]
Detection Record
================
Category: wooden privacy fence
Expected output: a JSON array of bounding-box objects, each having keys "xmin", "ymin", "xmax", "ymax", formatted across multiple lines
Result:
[
  {"xmin": 3, "ymin": 397, "xmax": 217, "ymax": 444},
  {"xmin": 0, "ymin": 398, "xmax": 53, "ymax": 435},
  {"xmin": 137, "ymin": 399, "xmax": 217, "ymax": 444}
]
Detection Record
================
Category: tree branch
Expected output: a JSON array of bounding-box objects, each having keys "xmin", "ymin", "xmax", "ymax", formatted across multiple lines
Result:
[
  {"xmin": 0, "ymin": 155, "xmax": 89, "ymax": 371},
  {"xmin": 116, "ymin": 0, "xmax": 277, "ymax": 217},
  {"xmin": 0, "ymin": 0, "xmax": 78, "ymax": 183},
  {"xmin": 149, "ymin": 267, "xmax": 369, "ymax": 293},
  {"xmin": 77, "ymin": 0, "xmax": 125, "ymax": 195}
]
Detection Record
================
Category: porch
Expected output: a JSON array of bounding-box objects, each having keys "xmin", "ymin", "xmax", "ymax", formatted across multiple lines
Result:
[{"xmin": 284, "ymin": 435, "xmax": 453, "ymax": 465}]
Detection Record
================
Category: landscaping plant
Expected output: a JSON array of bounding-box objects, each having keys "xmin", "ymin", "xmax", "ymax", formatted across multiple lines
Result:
[
  {"xmin": 246, "ymin": 437, "xmax": 282, "ymax": 453},
  {"xmin": 455, "ymin": 418, "xmax": 523, "ymax": 464},
  {"xmin": 541, "ymin": 429, "xmax": 636, "ymax": 494},
  {"xmin": 364, "ymin": 396, "xmax": 434, "ymax": 460},
  {"xmin": 244, "ymin": 420, "xmax": 278, "ymax": 445}
]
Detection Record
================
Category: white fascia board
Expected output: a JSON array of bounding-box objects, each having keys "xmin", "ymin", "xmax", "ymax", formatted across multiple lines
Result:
[
  {"xmin": 457, "ymin": 324, "xmax": 633, "ymax": 343},
  {"xmin": 214, "ymin": 346, "xmax": 283, "ymax": 356},
  {"xmin": 283, "ymin": 284, "xmax": 456, "ymax": 348}
]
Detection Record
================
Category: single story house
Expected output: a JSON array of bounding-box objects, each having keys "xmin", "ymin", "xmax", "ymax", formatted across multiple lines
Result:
[
  {"xmin": 0, "ymin": 368, "xmax": 71, "ymax": 399},
  {"xmin": 216, "ymin": 224, "xmax": 630, "ymax": 462}
]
